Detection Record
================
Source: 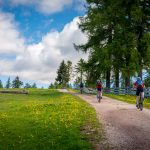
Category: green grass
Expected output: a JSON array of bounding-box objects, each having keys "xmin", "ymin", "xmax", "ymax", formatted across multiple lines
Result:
[
  {"xmin": 104, "ymin": 93, "xmax": 150, "ymax": 109},
  {"xmin": 0, "ymin": 89, "xmax": 102, "ymax": 150},
  {"xmin": 67, "ymin": 88, "xmax": 80, "ymax": 93}
]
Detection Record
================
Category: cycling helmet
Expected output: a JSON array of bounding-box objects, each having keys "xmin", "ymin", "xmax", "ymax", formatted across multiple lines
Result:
[
  {"xmin": 137, "ymin": 77, "xmax": 141, "ymax": 80},
  {"xmin": 97, "ymin": 79, "xmax": 100, "ymax": 83}
]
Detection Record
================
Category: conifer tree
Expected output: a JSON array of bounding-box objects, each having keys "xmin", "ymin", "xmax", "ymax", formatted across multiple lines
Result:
[
  {"xmin": 6, "ymin": 77, "xmax": 11, "ymax": 89},
  {"xmin": 55, "ymin": 60, "xmax": 71, "ymax": 86},
  {"xmin": 0, "ymin": 80, "xmax": 3, "ymax": 88},
  {"xmin": 12, "ymin": 76, "xmax": 23, "ymax": 88},
  {"xmin": 32, "ymin": 83, "xmax": 37, "ymax": 88}
]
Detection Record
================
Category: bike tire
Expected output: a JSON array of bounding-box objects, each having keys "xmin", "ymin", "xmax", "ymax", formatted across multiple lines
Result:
[
  {"xmin": 139, "ymin": 102, "xmax": 143, "ymax": 111},
  {"xmin": 139, "ymin": 93, "xmax": 143, "ymax": 111},
  {"xmin": 98, "ymin": 96, "xmax": 102, "ymax": 103}
]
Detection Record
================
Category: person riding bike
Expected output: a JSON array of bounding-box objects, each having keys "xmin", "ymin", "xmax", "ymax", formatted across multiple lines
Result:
[
  {"xmin": 96, "ymin": 80, "xmax": 102, "ymax": 100},
  {"xmin": 134, "ymin": 77, "xmax": 145, "ymax": 108},
  {"xmin": 80, "ymin": 82, "xmax": 84, "ymax": 94}
]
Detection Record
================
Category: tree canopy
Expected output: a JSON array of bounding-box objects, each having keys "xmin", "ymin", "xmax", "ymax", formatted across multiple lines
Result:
[
  {"xmin": 75, "ymin": 0, "xmax": 150, "ymax": 88},
  {"xmin": 12, "ymin": 76, "xmax": 23, "ymax": 88},
  {"xmin": 55, "ymin": 60, "xmax": 72, "ymax": 86}
]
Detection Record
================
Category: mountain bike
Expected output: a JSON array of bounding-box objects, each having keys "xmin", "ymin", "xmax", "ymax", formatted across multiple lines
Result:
[
  {"xmin": 138, "ymin": 92, "xmax": 144, "ymax": 111},
  {"xmin": 97, "ymin": 91, "xmax": 102, "ymax": 103},
  {"xmin": 80, "ymin": 87, "xmax": 83, "ymax": 94}
]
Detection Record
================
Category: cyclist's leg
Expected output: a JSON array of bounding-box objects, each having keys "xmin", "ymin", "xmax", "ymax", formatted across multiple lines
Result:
[
  {"xmin": 100, "ymin": 89, "xmax": 102, "ymax": 98},
  {"xmin": 136, "ymin": 96, "xmax": 139, "ymax": 106},
  {"xmin": 136, "ymin": 89, "xmax": 140, "ymax": 108},
  {"xmin": 99, "ymin": 90, "xmax": 101, "ymax": 98},
  {"xmin": 139, "ymin": 91, "xmax": 144, "ymax": 111},
  {"xmin": 98, "ymin": 90, "xmax": 100, "ymax": 98},
  {"xmin": 141, "ymin": 91, "xmax": 144, "ymax": 99},
  {"xmin": 97, "ymin": 90, "xmax": 99, "ymax": 99},
  {"xmin": 141, "ymin": 91, "xmax": 144, "ymax": 106}
]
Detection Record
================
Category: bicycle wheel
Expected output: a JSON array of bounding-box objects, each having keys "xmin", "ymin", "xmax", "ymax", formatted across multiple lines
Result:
[
  {"xmin": 139, "ymin": 94, "xmax": 143, "ymax": 111},
  {"xmin": 98, "ymin": 97, "xmax": 100, "ymax": 102},
  {"xmin": 80, "ymin": 88, "xmax": 83, "ymax": 94},
  {"xmin": 139, "ymin": 102, "xmax": 143, "ymax": 111},
  {"xmin": 97, "ymin": 94, "xmax": 100, "ymax": 102},
  {"xmin": 98, "ymin": 95, "xmax": 101, "ymax": 103}
]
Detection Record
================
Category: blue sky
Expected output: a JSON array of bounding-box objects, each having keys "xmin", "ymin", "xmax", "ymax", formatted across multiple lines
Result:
[
  {"xmin": 1, "ymin": 0, "xmax": 85, "ymax": 43},
  {"xmin": 0, "ymin": 0, "xmax": 88, "ymax": 88}
]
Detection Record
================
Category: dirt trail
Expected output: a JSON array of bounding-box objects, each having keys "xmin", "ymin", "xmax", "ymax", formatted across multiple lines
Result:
[
  {"xmin": 58, "ymin": 90, "xmax": 150, "ymax": 150},
  {"xmin": 77, "ymin": 94, "xmax": 150, "ymax": 150}
]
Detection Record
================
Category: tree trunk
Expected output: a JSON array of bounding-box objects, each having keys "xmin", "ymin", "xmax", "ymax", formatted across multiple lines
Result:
[
  {"xmin": 125, "ymin": 77, "xmax": 130, "ymax": 87},
  {"xmin": 81, "ymin": 70, "xmax": 83, "ymax": 82},
  {"xmin": 125, "ymin": 76, "xmax": 130, "ymax": 94},
  {"xmin": 138, "ymin": 65, "xmax": 143, "ymax": 80},
  {"xmin": 106, "ymin": 70, "xmax": 111, "ymax": 88},
  {"xmin": 115, "ymin": 70, "xmax": 119, "ymax": 88}
]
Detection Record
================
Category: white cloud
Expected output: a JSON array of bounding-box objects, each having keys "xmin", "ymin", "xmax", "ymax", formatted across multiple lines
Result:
[
  {"xmin": 7, "ymin": 0, "xmax": 73, "ymax": 14},
  {"xmin": 0, "ymin": 12, "xmax": 25, "ymax": 55},
  {"xmin": 2, "ymin": 0, "xmax": 86, "ymax": 14},
  {"xmin": 37, "ymin": 0, "xmax": 72, "ymax": 14},
  {"xmin": 0, "ymin": 12, "xmax": 87, "ymax": 85}
]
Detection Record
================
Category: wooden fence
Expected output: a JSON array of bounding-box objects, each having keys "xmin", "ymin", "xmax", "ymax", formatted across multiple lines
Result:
[{"xmin": 80, "ymin": 87, "xmax": 150, "ymax": 98}]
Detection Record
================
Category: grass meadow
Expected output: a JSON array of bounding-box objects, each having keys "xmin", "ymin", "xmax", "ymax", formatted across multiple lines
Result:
[{"xmin": 0, "ymin": 89, "xmax": 102, "ymax": 150}]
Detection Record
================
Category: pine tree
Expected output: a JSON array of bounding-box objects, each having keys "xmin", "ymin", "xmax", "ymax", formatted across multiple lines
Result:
[
  {"xmin": 55, "ymin": 60, "xmax": 69, "ymax": 86},
  {"xmin": 48, "ymin": 83, "xmax": 54, "ymax": 89},
  {"xmin": 133, "ymin": 0, "xmax": 150, "ymax": 79},
  {"xmin": 6, "ymin": 77, "xmax": 11, "ymax": 89},
  {"xmin": 75, "ymin": 0, "xmax": 150, "ymax": 88},
  {"xmin": 75, "ymin": 59, "xmax": 85, "ymax": 83},
  {"xmin": 54, "ymin": 81, "xmax": 58, "ymax": 89},
  {"xmin": 32, "ymin": 83, "xmax": 37, "ymax": 88},
  {"xmin": 12, "ymin": 76, "xmax": 23, "ymax": 88},
  {"xmin": 24, "ymin": 83, "xmax": 31, "ymax": 88},
  {"xmin": 66, "ymin": 60, "xmax": 72, "ymax": 83},
  {"xmin": 0, "ymin": 80, "xmax": 3, "ymax": 88}
]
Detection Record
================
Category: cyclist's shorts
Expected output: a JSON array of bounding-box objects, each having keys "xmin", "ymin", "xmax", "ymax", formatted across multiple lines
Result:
[
  {"xmin": 136, "ymin": 88, "xmax": 144, "ymax": 96},
  {"xmin": 97, "ymin": 88, "xmax": 102, "ymax": 91}
]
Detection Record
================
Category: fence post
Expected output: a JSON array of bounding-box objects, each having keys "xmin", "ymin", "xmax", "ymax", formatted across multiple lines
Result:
[{"xmin": 114, "ymin": 88, "xmax": 119, "ymax": 95}]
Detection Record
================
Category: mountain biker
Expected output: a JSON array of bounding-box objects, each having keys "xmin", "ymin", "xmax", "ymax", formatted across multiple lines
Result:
[
  {"xmin": 96, "ymin": 80, "xmax": 102, "ymax": 99},
  {"xmin": 80, "ymin": 82, "xmax": 84, "ymax": 94},
  {"xmin": 134, "ymin": 77, "xmax": 145, "ymax": 108}
]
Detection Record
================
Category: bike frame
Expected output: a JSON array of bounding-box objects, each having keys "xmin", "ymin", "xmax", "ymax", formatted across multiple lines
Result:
[
  {"xmin": 97, "ymin": 90, "xmax": 102, "ymax": 102},
  {"xmin": 80, "ymin": 87, "xmax": 83, "ymax": 94}
]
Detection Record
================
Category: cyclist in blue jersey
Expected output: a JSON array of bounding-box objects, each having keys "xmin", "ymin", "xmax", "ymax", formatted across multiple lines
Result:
[{"xmin": 134, "ymin": 77, "xmax": 145, "ymax": 108}]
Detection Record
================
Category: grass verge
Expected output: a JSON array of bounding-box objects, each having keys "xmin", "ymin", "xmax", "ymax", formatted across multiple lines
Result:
[
  {"xmin": 0, "ymin": 89, "xmax": 103, "ymax": 150},
  {"xmin": 104, "ymin": 93, "xmax": 150, "ymax": 109}
]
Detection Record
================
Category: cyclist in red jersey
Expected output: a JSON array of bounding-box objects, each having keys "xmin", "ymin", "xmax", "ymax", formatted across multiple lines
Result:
[{"xmin": 96, "ymin": 80, "xmax": 103, "ymax": 99}]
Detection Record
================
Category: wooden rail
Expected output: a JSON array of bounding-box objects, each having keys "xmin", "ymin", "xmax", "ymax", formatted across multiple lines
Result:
[
  {"xmin": 0, "ymin": 90, "xmax": 29, "ymax": 94},
  {"xmin": 80, "ymin": 87, "xmax": 150, "ymax": 98}
]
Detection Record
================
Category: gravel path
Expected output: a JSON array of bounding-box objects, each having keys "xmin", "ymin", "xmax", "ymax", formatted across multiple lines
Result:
[{"xmin": 76, "ymin": 94, "xmax": 150, "ymax": 150}]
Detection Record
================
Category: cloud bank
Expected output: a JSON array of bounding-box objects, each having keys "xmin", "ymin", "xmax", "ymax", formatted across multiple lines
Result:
[
  {"xmin": 1, "ymin": 0, "xmax": 86, "ymax": 14},
  {"xmin": 0, "ymin": 12, "xmax": 87, "ymax": 84}
]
